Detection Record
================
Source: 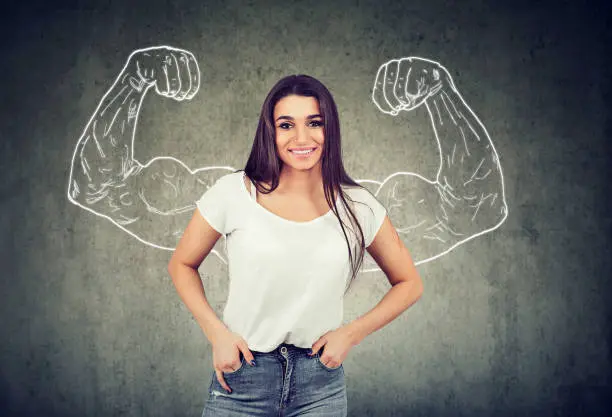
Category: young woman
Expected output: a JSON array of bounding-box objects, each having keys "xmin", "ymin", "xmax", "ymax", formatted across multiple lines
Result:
[{"xmin": 168, "ymin": 74, "xmax": 423, "ymax": 416}]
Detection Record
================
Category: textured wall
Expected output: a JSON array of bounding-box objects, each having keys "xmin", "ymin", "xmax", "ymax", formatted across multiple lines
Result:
[{"xmin": 1, "ymin": 0, "xmax": 610, "ymax": 416}]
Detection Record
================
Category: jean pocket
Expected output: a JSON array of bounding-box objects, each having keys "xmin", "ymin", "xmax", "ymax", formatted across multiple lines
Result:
[
  {"xmin": 222, "ymin": 354, "xmax": 246, "ymax": 375},
  {"xmin": 315, "ymin": 352, "xmax": 342, "ymax": 371}
]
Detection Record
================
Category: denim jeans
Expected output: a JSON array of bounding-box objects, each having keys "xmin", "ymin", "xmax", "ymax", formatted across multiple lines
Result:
[{"xmin": 202, "ymin": 343, "xmax": 347, "ymax": 416}]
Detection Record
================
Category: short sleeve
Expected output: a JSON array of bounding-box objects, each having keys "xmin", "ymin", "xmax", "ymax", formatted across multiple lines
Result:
[
  {"xmin": 195, "ymin": 173, "xmax": 232, "ymax": 235},
  {"xmin": 354, "ymin": 188, "xmax": 387, "ymax": 248}
]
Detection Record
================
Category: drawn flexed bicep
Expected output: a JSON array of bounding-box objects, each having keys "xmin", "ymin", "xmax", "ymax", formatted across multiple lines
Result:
[
  {"xmin": 366, "ymin": 172, "xmax": 500, "ymax": 266},
  {"xmin": 362, "ymin": 56, "xmax": 508, "ymax": 268},
  {"xmin": 66, "ymin": 46, "xmax": 229, "ymax": 252},
  {"xmin": 70, "ymin": 155, "xmax": 233, "ymax": 254}
]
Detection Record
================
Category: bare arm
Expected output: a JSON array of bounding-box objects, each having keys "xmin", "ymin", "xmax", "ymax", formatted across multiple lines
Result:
[
  {"xmin": 167, "ymin": 210, "xmax": 229, "ymax": 343},
  {"xmin": 168, "ymin": 210, "xmax": 257, "ymax": 392}
]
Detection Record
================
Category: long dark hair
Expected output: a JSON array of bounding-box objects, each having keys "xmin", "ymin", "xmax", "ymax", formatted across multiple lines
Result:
[{"xmin": 238, "ymin": 74, "xmax": 371, "ymax": 294}]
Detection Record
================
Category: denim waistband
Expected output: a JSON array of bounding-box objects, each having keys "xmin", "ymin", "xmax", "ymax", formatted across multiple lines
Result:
[{"xmin": 252, "ymin": 342, "xmax": 312, "ymax": 355}]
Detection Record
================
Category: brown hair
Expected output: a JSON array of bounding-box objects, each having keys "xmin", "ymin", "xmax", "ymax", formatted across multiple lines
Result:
[{"xmin": 239, "ymin": 74, "xmax": 375, "ymax": 294}]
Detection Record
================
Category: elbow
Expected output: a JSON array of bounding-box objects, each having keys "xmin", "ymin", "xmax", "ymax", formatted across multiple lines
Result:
[
  {"xmin": 167, "ymin": 252, "xmax": 175, "ymax": 272},
  {"xmin": 167, "ymin": 250, "xmax": 184, "ymax": 272},
  {"xmin": 412, "ymin": 276, "xmax": 424, "ymax": 301},
  {"xmin": 167, "ymin": 257, "xmax": 182, "ymax": 277},
  {"xmin": 166, "ymin": 262, "xmax": 175, "ymax": 279},
  {"xmin": 167, "ymin": 257, "xmax": 198, "ymax": 279},
  {"xmin": 394, "ymin": 275, "xmax": 424, "ymax": 303},
  {"xmin": 417, "ymin": 279, "xmax": 424, "ymax": 300}
]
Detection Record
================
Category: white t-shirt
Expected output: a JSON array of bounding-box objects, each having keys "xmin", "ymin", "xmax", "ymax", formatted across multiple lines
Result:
[{"xmin": 195, "ymin": 170, "xmax": 387, "ymax": 352}]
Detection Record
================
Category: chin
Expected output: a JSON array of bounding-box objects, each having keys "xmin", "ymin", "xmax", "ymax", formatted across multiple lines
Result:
[{"xmin": 281, "ymin": 158, "xmax": 322, "ymax": 171}]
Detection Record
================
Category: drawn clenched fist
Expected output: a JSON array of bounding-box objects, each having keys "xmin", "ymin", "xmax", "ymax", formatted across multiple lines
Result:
[
  {"xmin": 372, "ymin": 57, "xmax": 452, "ymax": 115},
  {"xmin": 125, "ymin": 45, "xmax": 200, "ymax": 100}
]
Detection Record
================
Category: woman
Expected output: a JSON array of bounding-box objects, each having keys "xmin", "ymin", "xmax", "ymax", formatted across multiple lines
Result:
[{"xmin": 167, "ymin": 74, "xmax": 424, "ymax": 416}]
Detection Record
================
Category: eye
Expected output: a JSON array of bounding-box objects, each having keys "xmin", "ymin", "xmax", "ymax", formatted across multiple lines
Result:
[
  {"xmin": 278, "ymin": 122, "xmax": 292, "ymax": 129},
  {"xmin": 309, "ymin": 120, "xmax": 324, "ymax": 127}
]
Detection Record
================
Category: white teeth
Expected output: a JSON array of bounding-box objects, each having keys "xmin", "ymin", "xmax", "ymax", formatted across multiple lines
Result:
[{"xmin": 290, "ymin": 148, "xmax": 315, "ymax": 155}]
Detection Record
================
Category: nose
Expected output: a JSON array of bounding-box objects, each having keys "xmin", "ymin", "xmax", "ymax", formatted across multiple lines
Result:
[{"xmin": 295, "ymin": 123, "xmax": 309, "ymax": 141}]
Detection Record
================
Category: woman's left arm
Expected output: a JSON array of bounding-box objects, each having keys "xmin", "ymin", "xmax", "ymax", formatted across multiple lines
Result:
[
  {"xmin": 345, "ymin": 214, "xmax": 424, "ymax": 346},
  {"xmin": 310, "ymin": 216, "xmax": 422, "ymax": 366}
]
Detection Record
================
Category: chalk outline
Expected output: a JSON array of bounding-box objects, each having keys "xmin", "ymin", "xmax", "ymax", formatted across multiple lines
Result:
[{"xmin": 66, "ymin": 47, "xmax": 508, "ymax": 271}]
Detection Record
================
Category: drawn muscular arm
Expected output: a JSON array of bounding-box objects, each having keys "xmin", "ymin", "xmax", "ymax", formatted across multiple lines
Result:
[
  {"xmin": 368, "ymin": 58, "xmax": 508, "ymax": 266},
  {"xmin": 67, "ymin": 46, "xmax": 232, "ymax": 252}
]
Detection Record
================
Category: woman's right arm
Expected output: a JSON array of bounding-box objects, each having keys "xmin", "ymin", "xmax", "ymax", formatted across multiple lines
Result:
[
  {"xmin": 167, "ymin": 210, "xmax": 228, "ymax": 344},
  {"xmin": 168, "ymin": 212, "xmax": 255, "ymax": 393}
]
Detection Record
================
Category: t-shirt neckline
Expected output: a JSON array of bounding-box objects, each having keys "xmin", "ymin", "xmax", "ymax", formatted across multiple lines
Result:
[{"xmin": 240, "ymin": 172, "xmax": 339, "ymax": 226}]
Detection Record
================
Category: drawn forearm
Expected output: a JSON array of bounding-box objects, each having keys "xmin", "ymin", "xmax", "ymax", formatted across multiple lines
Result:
[
  {"xmin": 426, "ymin": 86, "xmax": 498, "ymax": 189},
  {"xmin": 425, "ymin": 86, "xmax": 506, "ymax": 228},
  {"xmin": 69, "ymin": 71, "xmax": 148, "ymax": 197}
]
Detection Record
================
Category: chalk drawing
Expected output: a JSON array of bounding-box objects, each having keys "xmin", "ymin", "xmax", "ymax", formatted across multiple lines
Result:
[
  {"xmin": 67, "ymin": 47, "xmax": 507, "ymax": 270},
  {"xmin": 366, "ymin": 56, "xmax": 508, "ymax": 268}
]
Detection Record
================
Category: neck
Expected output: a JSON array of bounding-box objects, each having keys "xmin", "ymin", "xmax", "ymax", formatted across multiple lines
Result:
[{"xmin": 277, "ymin": 166, "xmax": 324, "ymax": 197}]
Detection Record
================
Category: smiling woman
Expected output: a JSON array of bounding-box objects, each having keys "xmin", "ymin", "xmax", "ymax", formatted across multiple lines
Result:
[
  {"xmin": 244, "ymin": 75, "xmax": 376, "ymax": 291},
  {"xmin": 167, "ymin": 73, "xmax": 423, "ymax": 416}
]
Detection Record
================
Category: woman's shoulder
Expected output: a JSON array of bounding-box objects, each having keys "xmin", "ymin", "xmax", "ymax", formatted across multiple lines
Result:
[
  {"xmin": 219, "ymin": 170, "xmax": 245, "ymax": 184},
  {"xmin": 341, "ymin": 183, "xmax": 383, "ymax": 209},
  {"xmin": 207, "ymin": 170, "xmax": 245, "ymax": 197},
  {"xmin": 341, "ymin": 183, "xmax": 370, "ymax": 197}
]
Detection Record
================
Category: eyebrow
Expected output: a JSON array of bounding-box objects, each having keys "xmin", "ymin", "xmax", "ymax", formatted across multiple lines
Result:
[{"xmin": 275, "ymin": 114, "xmax": 323, "ymax": 122}]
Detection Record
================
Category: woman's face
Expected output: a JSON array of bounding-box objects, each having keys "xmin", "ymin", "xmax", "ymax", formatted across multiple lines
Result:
[{"xmin": 273, "ymin": 94, "xmax": 325, "ymax": 173}]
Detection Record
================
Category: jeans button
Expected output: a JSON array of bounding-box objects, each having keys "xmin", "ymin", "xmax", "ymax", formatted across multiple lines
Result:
[{"xmin": 280, "ymin": 346, "xmax": 287, "ymax": 354}]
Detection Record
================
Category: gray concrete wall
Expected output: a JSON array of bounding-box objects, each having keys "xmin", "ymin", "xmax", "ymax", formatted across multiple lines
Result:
[{"xmin": 1, "ymin": 0, "xmax": 610, "ymax": 416}]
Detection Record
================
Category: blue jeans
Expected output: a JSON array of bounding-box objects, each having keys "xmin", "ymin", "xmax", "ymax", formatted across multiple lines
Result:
[{"xmin": 202, "ymin": 343, "xmax": 347, "ymax": 416}]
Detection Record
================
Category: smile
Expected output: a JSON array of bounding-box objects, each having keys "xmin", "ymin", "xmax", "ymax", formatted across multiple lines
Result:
[{"xmin": 289, "ymin": 147, "xmax": 316, "ymax": 155}]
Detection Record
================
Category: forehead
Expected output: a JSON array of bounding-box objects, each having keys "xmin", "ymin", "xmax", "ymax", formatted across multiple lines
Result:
[{"xmin": 274, "ymin": 95, "xmax": 320, "ymax": 117}]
